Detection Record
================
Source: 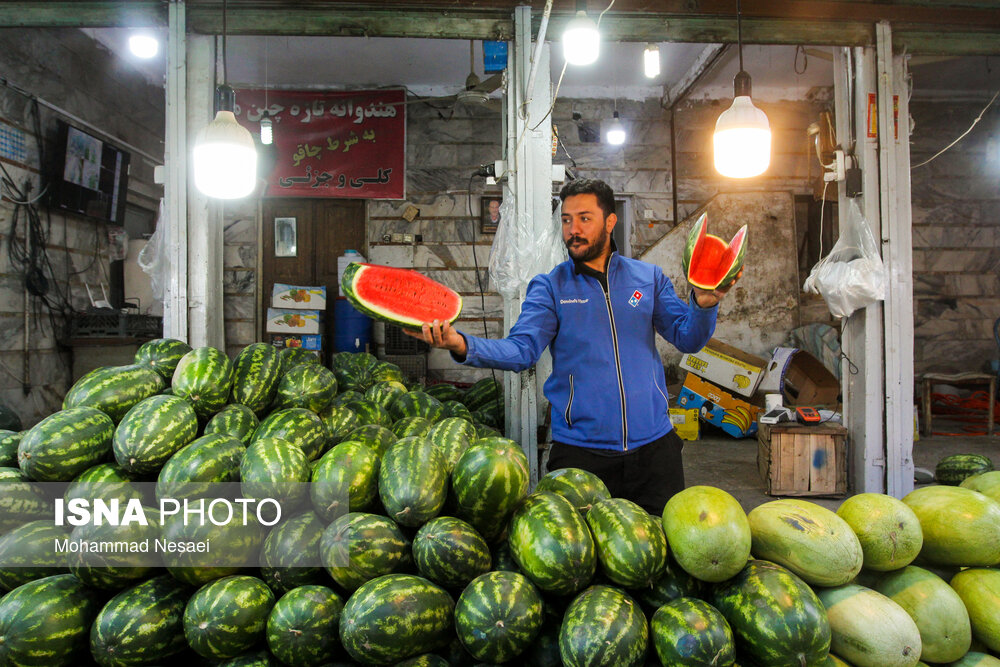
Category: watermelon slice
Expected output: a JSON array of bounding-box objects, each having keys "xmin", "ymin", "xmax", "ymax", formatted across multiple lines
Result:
[
  {"xmin": 681, "ymin": 213, "xmax": 747, "ymax": 291},
  {"xmin": 341, "ymin": 262, "xmax": 463, "ymax": 330}
]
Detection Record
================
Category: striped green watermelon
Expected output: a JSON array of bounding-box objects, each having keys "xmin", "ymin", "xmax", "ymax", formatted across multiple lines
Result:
[
  {"xmin": 875, "ymin": 565, "xmax": 971, "ymax": 663},
  {"xmin": 63, "ymin": 364, "xmax": 165, "ymax": 423},
  {"xmin": 171, "ymin": 346, "xmax": 234, "ymax": 419},
  {"xmin": 113, "ymin": 394, "xmax": 198, "ymax": 476},
  {"xmin": 65, "ymin": 462, "xmax": 146, "ymax": 509},
  {"xmin": 463, "ymin": 377, "xmax": 501, "ymax": 411},
  {"xmin": 559, "ymin": 585, "xmax": 648, "ymax": 667},
  {"xmin": 183, "ymin": 575, "xmax": 275, "ymax": 659},
  {"xmin": 0, "ymin": 430, "xmax": 22, "ymax": 467},
  {"xmin": 90, "ymin": 575, "xmax": 191, "ymax": 666},
  {"xmin": 818, "ymin": 583, "xmax": 922, "ymax": 667},
  {"xmin": 712, "ymin": 560, "xmax": 831, "ymax": 667},
  {"xmin": 453, "ymin": 437, "xmax": 530, "ymax": 542},
  {"xmin": 329, "ymin": 389, "xmax": 363, "ymax": 407},
  {"xmin": 455, "ymin": 570, "xmax": 544, "ymax": 663},
  {"xmin": 412, "ymin": 516, "xmax": 491, "ymax": 588},
  {"xmin": 379, "ymin": 437, "xmax": 448, "ymax": 528},
  {"xmin": 392, "ymin": 416, "xmax": 434, "ymax": 439},
  {"xmin": 254, "ymin": 408, "xmax": 328, "ymax": 461},
  {"xmin": 442, "ymin": 400, "xmax": 474, "ymax": 421},
  {"xmin": 0, "ymin": 521, "xmax": 69, "ymax": 591},
  {"xmin": 259, "ymin": 511, "xmax": 326, "ymax": 593},
  {"xmin": 537, "ymin": 467, "xmax": 611, "ymax": 514},
  {"xmin": 339, "ymin": 573, "xmax": 455, "ymax": 665},
  {"xmin": 950, "ymin": 568, "xmax": 1000, "ymax": 654},
  {"xmin": 389, "ymin": 391, "xmax": 446, "ymax": 422},
  {"xmin": 475, "ymin": 422, "xmax": 502, "ymax": 439},
  {"xmin": 18, "ymin": 406, "xmax": 114, "ymax": 481},
  {"xmin": 134, "ymin": 338, "xmax": 192, "ymax": 380},
  {"xmin": 311, "ymin": 440, "xmax": 380, "ymax": 520},
  {"xmin": 635, "ymin": 554, "xmax": 706, "ymax": 613},
  {"xmin": 748, "ymin": 498, "xmax": 863, "ymax": 587},
  {"xmin": 67, "ymin": 506, "xmax": 161, "ymax": 589},
  {"xmin": 214, "ymin": 649, "xmax": 281, "ymax": 666},
  {"xmin": 161, "ymin": 512, "xmax": 267, "ymax": 586},
  {"xmin": 936, "ymin": 454, "xmax": 994, "ymax": 485},
  {"xmin": 266, "ymin": 584, "xmax": 344, "ymax": 667},
  {"xmin": 0, "ymin": 467, "xmax": 53, "ymax": 532},
  {"xmin": 651, "ymin": 597, "xmax": 735, "ymax": 667},
  {"xmin": 492, "ymin": 540, "xmax": 521, "ymax": 573},
  {"xmin": 586, "ymin": 497, "xmax": 667, "ymax": 588},
  {"xmin": 902, "ymin": 485, "xmax": 1000, "ymax": 566},
  {"xmin": 273, "ymin": 363, "xmax": 338, "ymax": 413},
  {"xmin": 241, "ymin": 436, "xmax": 311, "ymax": 512},
  {"xmin": 426, "ymin": 416, "xmax": 476, "ymax": 472},
  {"xmin": 836, "ymin": 493, "xmax": 923, "ymax": 572},
  {"xmin": 156, "ymin": 433, "xmax": 244, "ymax": 501},
  {"xmin": 318, "ymin": 403, "xmax": 361, "ymax": 445},
  {"xmin": 346, "ymin": 423, "xmax": 397, "ymax": 457},
  {"xmin": 345, "ymin": 398, "xmax": 391, "ymax": 426},
  {"xmin": 961, "ymin": 470, "xmax": 1000, "ymax": 503},
  {"xmin": 0, "ymin": 574, "xmax": 103, "ymax": 666},
  {"xmin": 204, "ymin": 403, "xmax": 259, "ymax": 445},
  {"xmin": 508, "ymin": 491, "xmax": 596, "ymax": 596},
  {"xmin": 365, "ymin": 380, "xmax": 409, "ymax": 410},
  {"xmin": 395, "ymin": 655, "xmax": 450, "ymax": 667},
  {"xmin": 425, "ymin": 383, "xmax": 465, "ymax": 403},
  {"xmin": 320, "ymin": 512, "xmax": 412, "ymax": 592},
  {"xmin": 279, "ymin": 347, "xmax": 319, "ymax": 373},
  {"xmin": 371, "ymin": 360, "xmax": 405, "ymax": 386},
  {"xmin": 473, "ymin": 405, "xmax": 503, "ymax": 429},
  {"xmin": 229, "ymin": 342, "xmax": 283, "ymax": 414}
]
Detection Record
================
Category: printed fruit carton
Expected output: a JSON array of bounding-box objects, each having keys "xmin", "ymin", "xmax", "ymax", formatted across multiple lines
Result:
[
  {"xmin": 676, "ymin": 372, "xmax": 761, "ymax": 438},
  {"xmin": 271, "ymin": 284, "xmax": 327, "ymax": 310},
  {"xmin": 265, "ymin": 308, "xmax": 324, "ymax": 334},
  {"xmin": 269, "ymin": 334, "xmax": 323, "ymax": 351}
]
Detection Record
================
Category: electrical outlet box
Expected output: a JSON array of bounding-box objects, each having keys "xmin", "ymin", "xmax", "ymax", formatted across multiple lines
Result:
[{"xmin": 845, "ymin": 167, "xmax": 862, "ymax": 197}]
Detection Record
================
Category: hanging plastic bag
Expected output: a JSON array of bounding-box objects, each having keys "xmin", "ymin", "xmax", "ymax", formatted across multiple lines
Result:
[
  {"xmin": 489, "ymin": 190, "xmax": 567, "ymax": 299},
  {"xmin": 803, "ymin": 198, "xmax": 887, "ymax": 318},
  {"xmin": 137, "ymin": 199, "xmax": 168, "ymax": 302}
]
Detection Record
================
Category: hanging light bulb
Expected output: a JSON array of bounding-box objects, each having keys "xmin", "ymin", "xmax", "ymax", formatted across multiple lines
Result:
[
  {"xmin": 643, "ymin": 43, "xmax": 660, "ymax": 78},
  {"xmin": 129, "ymin": 33, "xmax": 159, "ymax": 59},
  {"xmin": 563, "ymin": 2, "xmax": 600, "ymax": 66},
  {"xmin": 606, "ymin": 111, "xmax": 626, "ymax": 145},
  {"xmin": 713, "ymin": 0, "xmax": 771, "ymax": 178},
  {"xmin": 260, "ymin": 111, "xmax": 273, "ymax": 145},
  {"xmin": 193, "ymin": 0, "xmax": 258, "ymax": 198}
]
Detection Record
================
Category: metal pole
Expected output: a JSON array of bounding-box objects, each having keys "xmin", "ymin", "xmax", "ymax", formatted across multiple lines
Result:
[{"xmin": 164, "ymin": 0, "xmax": 188, "ymax": 341}]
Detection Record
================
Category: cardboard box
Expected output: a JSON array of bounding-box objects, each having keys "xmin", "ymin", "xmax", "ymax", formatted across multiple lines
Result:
[
  {"xmin": 269, "ymin": 334, "xmax": 323, "ymax": 351},
  {"xmin": 669, "ymin": 407, "xmax": 699, "ymax": 441},
  {"xmin": 679, "ymin": 339, "xmax": 768, "ymax": 398},
  {"xmin": 757, "ymin": 421, "xmax": 847, "ymax": 496},
  {"xmin": 676, "ymin": 373, "xmax": 761, "ymax": 438},
  {"xmin": 271, "ymin": 284, "xmax": 328, "ymax": 310},
  {"xmin": 265, "ymin": 308, "xmax": 324, "ymax": 334},
  {"xmin": 760, "ymin": 348, "xmax": 840, "ymax": 407}
]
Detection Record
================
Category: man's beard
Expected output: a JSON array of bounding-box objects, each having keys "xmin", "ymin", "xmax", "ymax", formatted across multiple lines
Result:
[{"xmin": 566, "ymin": 227, "xmax": 609, "ymax": 263}]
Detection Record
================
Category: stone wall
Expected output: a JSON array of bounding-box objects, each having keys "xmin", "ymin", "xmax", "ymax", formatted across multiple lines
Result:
[
  {"xmin": 910, "ymin": 97, "xmax": 1000, "ymax": 376},
  {"xmin": 0, "ymin": 28, "xmax": 164, "ymax": 427}
]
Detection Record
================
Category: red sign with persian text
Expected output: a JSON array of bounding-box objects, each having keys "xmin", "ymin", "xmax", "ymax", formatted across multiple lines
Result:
[{"xmin": 234, "ymin": 88, "xmax": 405, "ymax": 199}]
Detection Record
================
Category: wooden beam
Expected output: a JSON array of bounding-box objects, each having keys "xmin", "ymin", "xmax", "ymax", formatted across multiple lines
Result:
[
  {"xmin": 0, "ymin": 2, "xmax": 165, "ymax": 27},
  {"xmin": 662, "ymin": 44, "xmax": 728, "ymax": 107}
]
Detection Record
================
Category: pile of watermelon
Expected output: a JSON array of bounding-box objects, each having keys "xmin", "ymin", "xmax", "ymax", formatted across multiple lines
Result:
[{"xmin": 0, "ymin": 339, "xmax": 998, "ymax": 666}]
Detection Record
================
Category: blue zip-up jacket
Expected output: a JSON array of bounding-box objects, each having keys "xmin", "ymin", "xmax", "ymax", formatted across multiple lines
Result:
[{"xmin": 458, "ymin": 251, "xmax": 718, "ymax": 451}]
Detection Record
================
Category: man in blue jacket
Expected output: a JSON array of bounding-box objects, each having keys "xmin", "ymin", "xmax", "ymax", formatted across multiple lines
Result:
[{"xmin": 410, "ymin": 178, "xmax": 737, "ymax": 514}]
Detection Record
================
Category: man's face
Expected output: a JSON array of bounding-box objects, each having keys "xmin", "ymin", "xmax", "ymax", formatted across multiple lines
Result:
[
  {"xmin": 561, "ymin": 193, "xmax": 616, "ymax": 263},
  {"xmin": 488, "ymin": 200, "xmax": 501, "ymax": 221}
]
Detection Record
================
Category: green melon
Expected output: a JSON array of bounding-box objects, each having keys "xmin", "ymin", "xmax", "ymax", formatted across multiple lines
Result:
[
  {"xmin": 960, "ymin": 470, "xmax": 1000, "ymax": 503},
  {"xmin": 747, "ymin": 498, "xmax": 863, "ymax": 586},
  {"xmin": 425, "ymin": 417, "xmax": 476, "ymax": 472},
  {"xmin": 311, "ymin": 440, "xmax": 380, "ymax": 520},
  {"xmin": 320, "ymin": 512, "xmax": 411, "ymax": 592},
  {"xmin": 204, "ymin": 403, "xmax": 259, "ymax": 446},
  {"xmin": 389, "ymin": 391, "xmax": 446, "ymax": 422},
  {"xmin": 365, "ymin": 380, "xmax": 409, "ymax": 410},
  {"xmin": 64, "ymin": 462, "xmax": 146, "ymax": 509},
  {"xmin": 454, "ymin": 570, "xmax": 544, "ymax": 663},
  {"xmin": 0, "ymin": 467, "xmax": 53, "ymax": 533},
  {"xmin": 156, "ymin": 433, "xmax": 244, "ymax": 501},
  {"xmin": 452, "ymin": 437, "xmax": 530, "ymax": 542},
  {"xmin": 0, "ymin": 521, "xmax": 70, "ymax": 591},
  {"xmin": 265, "ymin": 584, "xmax": 344, "ymax": 667},
  {"xmin": 241, "ymin": 436, "xmax": 311, "ymax": 512},
  {"xmin": 171, "ymin": 346, "xmax": 234, "ymax": 419},
  {"xmin": 837, "ymin": 493, "xmax": 924, "ymax": 572},
  {"xmin": 442, "ymin": 399, "xmax": 475, "ymax": 422},
  {"xmin": 662, "ymin": 485, "xmax": 751, "ymax": 583},
  {"xmin": 379, "ymin": 437, "xmax": 448, "ymax": 528},
  {"xmin": 936, "ymin": 454, "xmax": 994, "ymax": 486},
  {"xmin": 229, "ymin": 342, "xmax": 283, "ymax": 414},
  {"xmin": 392, "ymin": 415, "xmax": 434, "ymax": 439},
  {"xmin": 160, "ymin": 511, "xmax": 266, "ymax": 586},
  {"xmin": 559, "ymin": 585, "xmax": 648, "ymax": 667},
  {"xmin": 259, "ymin": 511, "xmax": 326, "ymax": 594},
  {"xmin": 902, "ymin": 485, "xmax": 1000, "ymax": 567},
  {"xmin": 67, "ymin": 506, "xmax": 161, "ymax": 589},
  {"xmin": 950, "ymin": 568, "xmax": 1000, "ymax": 654},
  {"xmin": 424, "ymin": 383, "xmax": 465, "ymax": 403},
  {"xmin": 586, "ymin": 497, "xmax": 667, "ymax": 588},
  {"xmin": 412, "ymin": 516, "xmax": 492, "ymax": 588},
  {"xmin": 537, "ymin": 467, "xmax": 612, "ymax": 514},
  {"xmin": 273, "ymin": 363, "xmax": 338, "ymax": 413},
  {"xmin": 634, "ymin": 554, "xmax": 706, "ymax": 613},
  {"xmin": 135, "ymin": 338, "xmax": 193, "ymax": 380},
  {"xmin": 345, "ymin": 423, "xmax": 397, "ymax": 457},
  {"xmin": 63, "ymin": 364, "xmax": 165, "ymax": 423},
  {"xmin": 651, "ymin": 597, "xmax": 735, "ymax": 667},
  {"xmin": 90, "ymin": 575, "xmax": 191, "ymax": 666},
  {"xmin": 113, "ymin": 394, "xmax": 199, "ymax": 476},
  {"xmin": 253, "ymin": 407, "xmax": 328, "ymax": 461},
  {"xmin": 183, "ymin": 575, "xmax": 275, "ymax": 659},
  {"xmin": 18, "ymin": 406, "xmax": 114, "ymax": 481},
  {"xmin": 817, "ymin": 584, "xmax": 922, "ymax": 667},
  {"xmin": 0, "ymin": 430, "xmax": 22, "ymax": 468},
  {"xmin": 345, "ymin": 398, "xmax": 392, "ymax": 427},
  {"xmin": 948, "ymin": 653, "xmax": 1000, "ymax": 667},
  {"xmin": 318, "ymin": 403, "xmax": 361, "ymax": 446}
]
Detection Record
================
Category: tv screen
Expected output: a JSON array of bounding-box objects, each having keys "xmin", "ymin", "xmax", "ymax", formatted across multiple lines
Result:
[{"xmin": 51, "ymin": 121, "xmax": 130, "ymax": 225}]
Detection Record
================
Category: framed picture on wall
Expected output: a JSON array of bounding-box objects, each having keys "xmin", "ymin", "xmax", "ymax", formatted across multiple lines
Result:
[
  {"xmin": 274, "ymin": 217, "xmax": 297, "ymax": 257},
  {"xmin": 480, "ymin": 195, "xmax": 502, "ymax": 233}
]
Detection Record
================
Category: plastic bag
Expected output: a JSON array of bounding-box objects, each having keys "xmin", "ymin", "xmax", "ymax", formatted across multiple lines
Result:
[
  {"xmin": 137, "ymin": 199, "xmax": 168, "ymax": 302},
  {"xmin": 803, "ymin": 199, "xmax": 886, "ymax": 318},
  {"xmin": 488, "ymin": 190, "xmax": 567, "ymax": 300}
]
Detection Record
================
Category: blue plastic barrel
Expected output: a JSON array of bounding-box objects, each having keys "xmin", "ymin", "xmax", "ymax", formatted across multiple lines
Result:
[{"xmin": 333, "ymin": 297, "xmax": 372, "ymax": 353}]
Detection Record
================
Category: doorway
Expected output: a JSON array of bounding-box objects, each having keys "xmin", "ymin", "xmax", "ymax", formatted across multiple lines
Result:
[{"xmin": 260, "ymin": 199, "xmax": 367, "ymax": 348}]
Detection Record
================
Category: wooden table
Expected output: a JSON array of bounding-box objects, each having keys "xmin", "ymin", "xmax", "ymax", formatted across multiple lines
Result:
[{"xmin": 921, "ymin": 372, "xmax": 996, "ymax": 437}]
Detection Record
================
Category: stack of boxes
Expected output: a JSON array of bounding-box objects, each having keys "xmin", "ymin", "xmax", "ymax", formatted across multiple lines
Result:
[{"xmin": 266, "ymin": 284, "xmax": 328, "ymax": 360}]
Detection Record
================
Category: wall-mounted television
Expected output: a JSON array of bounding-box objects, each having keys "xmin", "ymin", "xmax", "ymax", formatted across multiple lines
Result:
[{"xmin": 50, "ymin": 120, "xmax": 130, "ymax": 225}]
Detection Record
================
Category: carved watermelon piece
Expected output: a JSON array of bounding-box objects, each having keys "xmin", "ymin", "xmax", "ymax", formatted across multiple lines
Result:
[
  {"xmin": 681, "ymin": 213, "xmax": 747, "ymax": 291},
  {"xmin": 342, "ymin": 263, "xmax": 463, "ymax": 330}
]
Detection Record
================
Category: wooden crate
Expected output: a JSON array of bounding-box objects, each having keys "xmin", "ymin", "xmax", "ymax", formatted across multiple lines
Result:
[{"xmin": 757, "ymin": 422, "xmax": 848, "ymax": 497}]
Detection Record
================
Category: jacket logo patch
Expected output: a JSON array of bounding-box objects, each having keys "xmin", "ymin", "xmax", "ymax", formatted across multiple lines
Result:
[
  {"xmin": 628, "ymin": 290, "xmax": 643, "ymax": 307},
  {"xmin": 560, "ymin": 298, "xmax": 589, "ymax": 304}
]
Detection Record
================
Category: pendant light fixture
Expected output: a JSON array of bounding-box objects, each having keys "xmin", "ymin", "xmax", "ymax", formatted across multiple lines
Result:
[
  {"xmin": 712, "ymin": 0, "xmax": 771, "ymax": 178},
  {"xmin": 606, "ymin": 111, "xmax": 626, "ymax": 145},
  {"xmin": 563, "ymin": 0, "xmax": 600, "ymax": 66},
  {"xmin": 193, "ymin": 0, "xmax": 258, "ymax": 199},
  {"xmin": 643, "ymin": 43, "xmax": 660, "ymax": 78},
  {"xmin": 259, "ymin": 36, "xmax": 273, "ymax": 145}
]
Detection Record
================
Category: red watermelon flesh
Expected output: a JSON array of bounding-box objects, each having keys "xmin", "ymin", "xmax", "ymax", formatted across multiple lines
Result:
[
  {"xmin": 342, "ymin": 263, "xmax": 463, "ymax": 329},
  {"xmin": 681, "ymin": 213, "xmax": 747, "ymax": 291}
]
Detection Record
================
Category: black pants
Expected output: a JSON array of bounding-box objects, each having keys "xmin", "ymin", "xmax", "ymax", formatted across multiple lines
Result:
[{"xmin": 546, "ymin": 430, "xmax": 685, "ymax": 517}]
